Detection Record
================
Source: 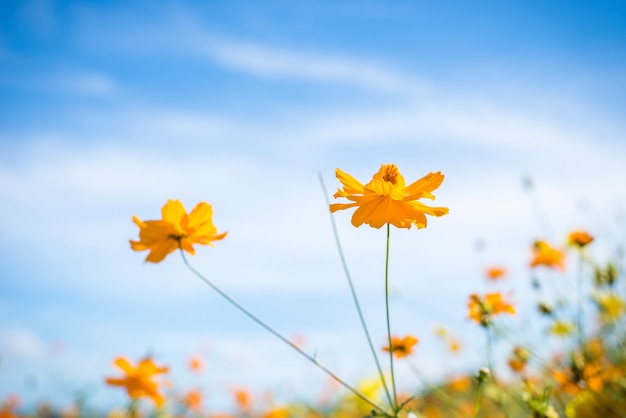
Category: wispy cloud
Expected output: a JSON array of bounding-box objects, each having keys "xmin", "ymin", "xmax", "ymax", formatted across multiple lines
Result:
[
  {"xmin": 74, "ymin": 6, "xmax": 427, "ymax": 95},
  {"xmin": 190, "ymin": 35, "xmax": 427, "ymax": 94},
  {"xmin": 0, "ymin": 71, "xmax": 119, "ymax": 97}
]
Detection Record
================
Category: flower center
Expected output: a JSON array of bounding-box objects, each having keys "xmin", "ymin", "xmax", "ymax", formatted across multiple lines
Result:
[{"xmin": 382, "ymin": 164, "xmax": 399, "ymax": 184}]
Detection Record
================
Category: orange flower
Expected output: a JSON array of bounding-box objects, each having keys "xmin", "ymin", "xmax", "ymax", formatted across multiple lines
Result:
[
  {"xmin": 485, "ymin": 266, "xmax": 507, "ymax": 281},
  {"xmin": 188, "ymin": 356, "xmax": 203, "ymax": 373},
  {"xmin": 449, "ymin": 375, "xmax": 472, "ymax": 392},
  {"xmin": 329, "ymin": 164, "xmax": 449, "ymax": 229},
  {"xmin": 232, "ymin": 389, "xmax": 252, "ymax": 412},
  {"xmin": 529, "ymin": 240, "xmax": 566, "ymax": 271},
  {"xmin": 183, "ymin": 389, "xmax": 202, "ymax": 411},
  {"xmin": 263, "ymin": 409, "xmax": 289, "ymax": 418},
  {"xmin": 567, "ymin": 230, "xmax": 594, "ymax": 248},
  {"xmin": 507, "ymin": 346, "xmax": 530, "ymax": 373},
  {"xmin": 130, "ymin": 199, "xmax": 227, "ymax": 263},
  {"xmin": 382, "ymin": 335, "xmax": 419, "ymax": 358},
  {"xmin": 468, "ymin": 292, "xmax": 516, "ymax": 326},
  {"xmin": 0, "ymin": 396, "xmax": 20, "ymax": 418},
  {"xmin": 105, "ymin": 357, "xmax": 169, "ymax": 407}
]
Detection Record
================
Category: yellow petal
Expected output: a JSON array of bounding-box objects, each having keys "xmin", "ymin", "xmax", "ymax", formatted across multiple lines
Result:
[
  {"xmin": 405, "ymin": 171, "xmax": 445, "ymax": 198},
  {"xmin": 145, "ymin": 240, "xmax": 178, "ymax": 263},
  {"xmin": 114, "ymin": 357, "xmax": 135, "ymax": 373},
  {"xmin": 162, "ymin": 199, "xmax": 186, "ymax": 224},
  {"xmin": 335, "ymin": 168, "xmax": 366, "ymax": 194}
]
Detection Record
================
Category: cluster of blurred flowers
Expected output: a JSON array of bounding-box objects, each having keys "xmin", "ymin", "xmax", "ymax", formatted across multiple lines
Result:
[{"xmin": 5, "ymin": 165, "xmax": 626, "ymax": 417}]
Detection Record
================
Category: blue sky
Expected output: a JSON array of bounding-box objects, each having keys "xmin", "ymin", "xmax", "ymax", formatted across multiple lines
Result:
[{"xmin": 1, "ymin": 0, "xmax": 626, "ymax": 413}]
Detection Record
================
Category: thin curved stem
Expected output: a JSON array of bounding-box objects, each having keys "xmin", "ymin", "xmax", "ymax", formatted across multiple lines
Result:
[
  {"xmin": 485, "ymin": 326, "xmax": 495, "ymax": 378},
  {"xmin": 474, "ymin": 382, "xmax": 484, "ymax": 418},
  {"xmin": 385, "ymin": 223, "xmax": 398, "ymax": 411},
  {"xmin": 179, "ymin": 251, "xmax": 392, "ymax": 417},
  {"xmin": 576, "ymin": 249, "xmax": 585, "ymax": 347},
  {"xmin": 318, "ymin": 173, "xmax": 394, "ymax": 409}
]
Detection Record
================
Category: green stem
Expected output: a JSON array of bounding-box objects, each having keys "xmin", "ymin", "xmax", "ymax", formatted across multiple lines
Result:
[
  {"xmin": 385, "ymin": 223, "xmax": 398, "ymax": 412},
  {"xmin": 127, "ymin": 400, "xmax": 139, "ymax": 418},
  {"xmin": 319, "ymin": 173, "xmax": 394, "ymax": 409},
  {"xmin": 179, "ymin": 251, "xmax": 391, "ymax": 417},
  {"xmin": 485, "ymin": 326, "xmax": 510, "ymax": 418},
  {"xmin": 576, "ymin": 249, "xmax": 585, "ymax": 347},
  {"xmin": 486, "ymin": 326, "xmax": 495, "ymax": 378},
  {"xmin": 474, "ymin": 383, "xmax": 483, "ymax": 418}
]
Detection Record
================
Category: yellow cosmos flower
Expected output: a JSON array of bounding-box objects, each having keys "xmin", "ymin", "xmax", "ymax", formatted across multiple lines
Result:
[
  {"xmin": 567, "ymin": 230, "xmax": 594, "ymax": 248},
  {"xmin": 105, "ymin": 357, "xmax": 169, "ymax": 407},
  {"xmin": 382, "ymin": 335, "xmax": 419, "ymax": 358},
  {"xmin": 529, "ymin": 240, "xmax": 566, "ymax": 271},
  {"xmin": 130, "ymin": 199, "xmax": 227, "ymax": 263},
  {"xmin": 548, "ymin": 320, "xmax": 575, "ymax": 337},
  {"xmin": 468, "ymin": 292, "xmax": 516, "ymax": 326},
  {"xmin": 329, "ymin": 164, "xmax": 449, "ymax": 229},
  {"xmin": 594, "ymin": 292, "xmax": 626, "ymax": 321}
]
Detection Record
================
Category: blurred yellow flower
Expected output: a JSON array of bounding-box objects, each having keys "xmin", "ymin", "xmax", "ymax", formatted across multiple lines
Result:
[
  {"xmin": 329, "ymin": 164, "xmax": 448, "ymax": 229},
  {"xmin": 567, "ymin": 230, "xmax": 594, "ymax": 248},
  {"xmin": 530, "ymin": 240, "xmax": 566, "ymax": 271},
  {"xmin": 549, "ymin": 321, "xmax": 575, "ymax": 337},
  {"xmin": 130, "ymin": 199, "xmax": 227, "ymax": 263},
  {"xmin": 594, "ymin": 292, "xmax": 625, "ymax": 321},
  {"xmin": 382, "ymin": 335, "xmax": 419, "ymax": 358},
  {"xmin": 104, "ymin": 357, "xmax": 169, "ymax": 407},
  {"xmin": 468, "ymin": 292, "xmax": 516, "ymax": 326},
  {"xmin": 433, "ymin": 326, "xmax": 461, "ymax": 353},
  {"xmin": 263, "ymin": 408, "xmax": 289, "ymax": 418},
  {"xmin": 348, "ymin": 375, "xmax": 385, "ymax": 415}
]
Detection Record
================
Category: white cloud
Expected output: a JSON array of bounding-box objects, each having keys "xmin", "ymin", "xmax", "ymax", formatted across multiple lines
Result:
[
  {"xmin": 0, "ymin": 327, "xmax": 45, "ymax": 360},
  {"xmin": 0, "ymin": 72, "xmax": 119, "ymax": 97},
  {"xmin": 189, "ymin": 35, "xmax": 426, "ymax": 94}
]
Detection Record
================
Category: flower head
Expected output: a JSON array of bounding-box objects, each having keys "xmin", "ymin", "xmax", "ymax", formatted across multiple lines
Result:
[
  {"xmin": 382, "ymin": 335, "xmax": 419, "ymax": 358},
  {"xmin": 529, "ymin": 240, "xmax": 566, "ymax": 271},
  {"xmin": 183, "ymin": 389, "xmax": 202, "ymax": 411},
  {"xmin": 548, "ymin": 320, "xmax": 575, "ymax": 337},
  {"xmin": 508, "ymin": 346, "xmax": 530, "ymax": 373},
  {"xmin": 468, "ymin": 292, "xmax": 516, "ymax": 326},
  {"xmin": 105, "ymin": 357, "xmax": 169, "ymax": 407},
  {"xmin": 188, "ymin": 356, "xmax": 203, "ymax": 373},
  {"xmin": 485, "ymin": 266, "xmax": 507, "ymax": 281},
  {"xmin": 330, "ymin": 164, "xmax": 449, "ymax": 229},
  {"xmin": 232, "ymin": 389, "xmax": 252, "ymax": 412},
  {"xmin": 130, "ymin": 199, "xmax": 227, "ymax": 263},
  {"xmin": 567, "ymin": 230, "xmax": 594, "ymax": 248},
  {"xmin": 594, "ymin": 292, "xmax": 626, "ymax": 322}
]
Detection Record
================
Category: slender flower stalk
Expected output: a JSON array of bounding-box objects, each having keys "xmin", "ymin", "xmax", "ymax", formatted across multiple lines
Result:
[
  {"xmin": 486, "ymin": 327, "xmax": 495, "ymax": 379},
  {"xmin": 474, "ymin": 368, "xmax": 490, "ymax": 418},
  {"xmin": 319, "ymin": 173, "xmax": 394, "ymax": 409},
  {"xmin": 576, "ymin": 251, "xmax": 585, "ymax": 346},
  {"xmin": 179, "ymin": 251, "xmax": 392, "ymax": 417},
  {"xmin": 568, "ymin": 230, "xmax": 593, "ymax": 347},
  {"xmin": 384, "ymin": 223, "xmax": 398, "ymax": 411}
]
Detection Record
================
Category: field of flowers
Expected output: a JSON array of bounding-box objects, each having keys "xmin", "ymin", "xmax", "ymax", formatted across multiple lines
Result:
[{"xmin": 3, "ymin": 164, "xmax": 625, "ymax": 418}]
